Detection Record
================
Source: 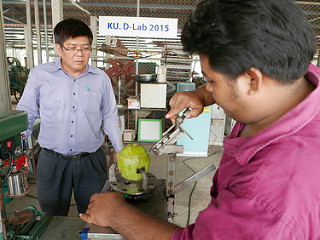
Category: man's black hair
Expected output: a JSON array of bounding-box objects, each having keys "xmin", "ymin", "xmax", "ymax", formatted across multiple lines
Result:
[
  {"xmin": 54, "ymin": 18, "xmax": 93, "ymax": 46},
  {"xmin": 182, "ymin": 0, "xmax": 316, "ymax": 83}
]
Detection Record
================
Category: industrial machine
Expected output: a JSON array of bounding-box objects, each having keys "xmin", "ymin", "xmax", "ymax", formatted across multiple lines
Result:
[
  {"xmin": 148, "ymin": 108, "xmax": 193, "ymax": 156},
  {"xmin": 149, "ymin": 108, "xmax": 215, "ymax": 222},
  {"xmin": 80, "ymin": 108, "xmax": 216, "ymax": 239},
  {"xmin": 7, "ymin": 57, "xmax": 29, "ymax": 102},
  {"xmin": 0, "ymin": 110, "xmax": 48, "ymax": 240},
  {"xmin": 107, "ymin": 109, "xmax": 193, "ymax": 201},
  {"xmin": 108, "ymin": 162, "xmax": 157, "ymax": 200}
]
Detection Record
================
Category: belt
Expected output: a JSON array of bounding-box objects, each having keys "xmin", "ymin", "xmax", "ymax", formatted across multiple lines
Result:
[{"xmin": 43, "ymin": 148, "xmax": 91, "ymax": 160}]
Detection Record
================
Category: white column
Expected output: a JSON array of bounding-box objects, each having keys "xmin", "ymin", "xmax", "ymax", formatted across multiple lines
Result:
[
  {"xmin": 51, "ymin": 0, "xmax": 63, "ymax": 30},
  {"xmin": 0, "ymin": 0, "xmax": 12, "ymax": 111},
  {"xmin": 90, "ymin": 16, "xmax": 98, "ymax": 67},
  {"xmin": 24, "ymin": 24, "xmax": 34, "ymax": 70},
  {"xmin": 34, "ymin": 0, "xmax": 42, "ymax": 65},
  {"xmin": 26, "ymin": 0, "xmax": 34, "ymax": 69},
  {"xmin": 43, "ymin": 0, "xmax": 49, "ymax": 63}
]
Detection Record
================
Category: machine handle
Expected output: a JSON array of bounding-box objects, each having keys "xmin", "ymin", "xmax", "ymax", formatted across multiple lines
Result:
[
  {"xmin": 174, "ymin": 163, "xmax": 216, "ymax": 193},
  {"xmin": 175, "ymin": 108, "xmax": 191, "ymax": 125}
]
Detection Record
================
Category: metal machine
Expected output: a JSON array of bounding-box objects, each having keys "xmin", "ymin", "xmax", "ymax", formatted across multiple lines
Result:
[
  {"xmin": 148, "ymin": 108, "xmax": 193, "ymax": 156},
  {"xmin": 80, "ymin": 108, "xmax": 216, "ymax": 239},
  {"xmin": 0, "ymin": 110, "xmax": 48, "ymax": 240},
  {"xmin": 7, "ymin": 57, "xmax": 29, "ymax": 102},
  {"xmin": 108, "ymin": 163, "xmax": 157, "ymax": 200},
  {"xmin": 149, "ymin": 108, "xmax": 215, "ymax": 222},
  {"xmin": 107, "ymin": 109, "xmax": 194, "ymax": 200}
]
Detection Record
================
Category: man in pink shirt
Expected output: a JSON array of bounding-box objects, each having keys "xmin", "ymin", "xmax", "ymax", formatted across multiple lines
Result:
[{"xmin": 80, "ymin": 0, "xmax": 320, "ymax": 239}]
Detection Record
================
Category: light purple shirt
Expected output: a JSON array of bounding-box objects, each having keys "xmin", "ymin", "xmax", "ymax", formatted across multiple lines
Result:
[
  {"xmin": 172, "ymin": 64, "xmax": 320, "ymax": 240},
  {"xmin": 17, "ymin": 59, "xmax": 124, "ymax": 154}
]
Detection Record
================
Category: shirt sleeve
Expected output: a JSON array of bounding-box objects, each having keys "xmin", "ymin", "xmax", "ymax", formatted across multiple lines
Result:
[
  {"xmin": 171, "ymin": 188, "xmax": 297, "ymax": 240},
  {"xmin": 101, "ymin": 74, "xmax": 124, "ymax": 152},
  {"xmin": 16, "ymin": 68, "xmax": 40, "ymax": 140}
]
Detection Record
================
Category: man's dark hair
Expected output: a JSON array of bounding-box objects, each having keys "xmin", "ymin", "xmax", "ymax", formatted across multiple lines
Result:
[
  {"xmin": 182, "ymin": 0, "xmax": 316, "ymax": 83},
  {"xmin": 54, "ymin": 18, "xmax": 93, "ymax": 46}
]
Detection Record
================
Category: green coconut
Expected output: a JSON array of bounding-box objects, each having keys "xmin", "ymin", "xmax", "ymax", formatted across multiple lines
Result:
[{"xmin": 117, "ymin": 143, "xmax": 151, "ymax": 181}]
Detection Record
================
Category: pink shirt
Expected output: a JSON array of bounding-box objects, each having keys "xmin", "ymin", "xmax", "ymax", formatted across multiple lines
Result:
[{"xmin": 172, "ymin": 64, "xmax": 320, "ymax": 240}]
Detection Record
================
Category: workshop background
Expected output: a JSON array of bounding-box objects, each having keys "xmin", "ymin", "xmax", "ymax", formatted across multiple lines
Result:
[{"xmin": 0, "ymin": 0, "xmax": 319, "ymax": 239}]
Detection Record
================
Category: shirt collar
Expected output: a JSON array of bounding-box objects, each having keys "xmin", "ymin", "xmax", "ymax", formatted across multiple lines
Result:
[
  {"xmin": 51, "ymin": 58, "xmax": 99, "ymax": 75},
  {"xmin": 224, "ymin": 64, "xmax": 320, "ymax": 165}
]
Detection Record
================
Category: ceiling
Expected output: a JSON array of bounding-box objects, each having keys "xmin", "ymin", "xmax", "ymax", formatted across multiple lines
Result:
[
  {"xmin": 2, "ymin": 0, "xmax": 197, "ymax": 52},
  {"xmin": 2, "ymin": 0, "xmax": 320, "ymax": 58}
]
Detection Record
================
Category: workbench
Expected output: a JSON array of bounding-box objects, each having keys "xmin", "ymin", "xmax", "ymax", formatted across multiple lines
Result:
[
  {"xmin": 39, "ymin": 180, "xmax": 167, "ymax": 240},
  {"xmin": 39, "ymin": 216, "xmax": 86, "ymax": 240}
]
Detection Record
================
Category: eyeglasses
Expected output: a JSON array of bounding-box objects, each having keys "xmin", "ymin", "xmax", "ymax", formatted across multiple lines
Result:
[{"xmin": 62, "ymin": 45, "xmax": 91, "ymax": 55}]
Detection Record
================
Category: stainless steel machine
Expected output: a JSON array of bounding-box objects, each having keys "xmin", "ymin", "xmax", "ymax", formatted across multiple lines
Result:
[
  {"xmin": 0, "ymin": 110, "xmax": 48, "ymax": 240},
  {"xmin": 81, "ymin": 108, "xmax": 216, "ymax": 239},
  {"xmin": 149, "ymin": 108, "xmax": 215, "ymax": 222},
  {"xmin": 108, "ymin": 163, "xmax": 157, "ymax": 200}
]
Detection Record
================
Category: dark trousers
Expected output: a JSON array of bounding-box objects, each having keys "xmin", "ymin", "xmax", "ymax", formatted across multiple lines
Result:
[{"xmin": 37, "ymin": 147, "xmax": 107, "ymax": 216}]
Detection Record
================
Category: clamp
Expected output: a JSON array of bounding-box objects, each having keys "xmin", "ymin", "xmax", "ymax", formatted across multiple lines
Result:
[{"xmin": 148, "ymin": 108, "xmax": 193, "ymax": 156}]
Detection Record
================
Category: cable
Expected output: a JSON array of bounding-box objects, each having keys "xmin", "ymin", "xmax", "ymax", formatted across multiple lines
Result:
[
  {"xmin": 208, "ymin": 146, "xmax": 224, "ymax": 157},
  {"xmin": 182, "ymin": 146, "xmax": 224, "ymax": 226},
  {"xmin": 182, "ymin": 157, "xmax": 196, "ymax": 226},
  {"xmin": 26, "ymin": 194, "xmax": 38, "ymax": 199},
  {"xmin": 0, "ymin": 167, "xmax": 13, "ymax": 188},
  {"xmin": 0, "ymin": 152, "xmax": 15, "ymax": 188}
]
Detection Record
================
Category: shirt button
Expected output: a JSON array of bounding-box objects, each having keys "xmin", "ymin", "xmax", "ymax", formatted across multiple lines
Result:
[
  {"xmin": 70, "ymin": 149, "xmax": 72, "ymax": 152},
  {"xmin": 71, "ymin": 135, "xmax": 73, "ymax": 137},
  {"xmin": 72, "ymin": 106, "xmax": 75, "ymax": 109},
  {"xmin": 73, "ymin": 93, "xmax": 75, "ymax": 95},
  {"xmin": 71, "ymin": 121, "xmax": 74, "ymax": 123}
]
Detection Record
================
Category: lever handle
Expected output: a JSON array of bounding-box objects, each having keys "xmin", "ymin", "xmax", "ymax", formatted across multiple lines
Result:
[{"xmin": 175, "ymin": 108, "xmax": 191, "ymax": 125}]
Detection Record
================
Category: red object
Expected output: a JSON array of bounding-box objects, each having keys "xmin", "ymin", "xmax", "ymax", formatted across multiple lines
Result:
[
  {"xmin": 6, "ymin": 141, "xmax": 12, "ymax": 148},
  {"xmin": 1, "ymin": 155, "xmax": 28, "ymax": 170}
]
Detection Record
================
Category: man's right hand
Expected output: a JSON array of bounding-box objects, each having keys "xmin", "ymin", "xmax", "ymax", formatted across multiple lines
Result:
[
  {"xmin": 165, "ymin": 86, "xmax": 214, "ymax": 123},
  {"xmin": 80, "ymin": 192, "xmax": 125, "ymax": 228}
]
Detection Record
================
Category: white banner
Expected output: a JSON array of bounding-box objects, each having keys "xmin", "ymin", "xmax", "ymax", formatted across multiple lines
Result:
[{"xmin": 99, "ymin": 16, "xmax": 178, "ymax": 38}]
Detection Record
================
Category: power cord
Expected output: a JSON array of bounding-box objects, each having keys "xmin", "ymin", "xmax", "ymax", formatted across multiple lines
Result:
[
  {"xmin": 0, "ymin": 152, "xmax": 15, "ymax": 188},
  {"xmin": 182, "ymin": 146, "xmax": 224, "ymax": 226},
  {"xmin": 182, "ymin": 157, "xmax": 196, "ymax": 226}
]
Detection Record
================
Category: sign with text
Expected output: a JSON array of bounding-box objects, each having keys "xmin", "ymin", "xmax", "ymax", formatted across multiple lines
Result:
[{"xmin": 99, "ymin": 16, "xmax": 178, "ymax": 38}]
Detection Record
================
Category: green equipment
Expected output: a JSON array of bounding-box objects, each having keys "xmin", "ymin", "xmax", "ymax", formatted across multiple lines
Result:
[
  {"xmin": 7, "ymin": 57, "xmax": 29, "ymax": 102},
  {"xmin": 0, "ymin": 110, "xmax": 48, "ymax": 240}
]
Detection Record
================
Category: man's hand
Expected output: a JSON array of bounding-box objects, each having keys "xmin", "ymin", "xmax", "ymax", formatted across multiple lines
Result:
[
  {"xmin": 80, "ymin": 192, "xmax": 179, "ymax": 240},
  {"xmin": 165, "ymin": 86, "xmax": 216, "ymax": 123},
  {"xmin": 165, "ymin": 91, "xmax": 205, "ymax": 123},
  {"xmin": 80, "ymin": 192, "xmax": 125, "ymax": 227}
]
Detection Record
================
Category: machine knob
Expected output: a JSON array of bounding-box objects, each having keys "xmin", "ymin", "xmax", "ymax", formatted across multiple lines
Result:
[{"xmin": 15, "ymin": 146, "xmax": 23, "ymax": 156}]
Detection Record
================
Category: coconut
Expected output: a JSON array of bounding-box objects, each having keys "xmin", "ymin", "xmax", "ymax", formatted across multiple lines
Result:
[{"xmin": 117, "ymin": 144, "xmax": 151, "ymax": 181}]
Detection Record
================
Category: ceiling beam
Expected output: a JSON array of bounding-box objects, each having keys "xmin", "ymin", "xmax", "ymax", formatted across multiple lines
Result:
[
  {"xmin": 3, "ymin": 1, "xmax": 196, "ymax": 10},
  {"xmin": 296, "ymin": 1, "xmax": 320, "ymax": 6},
  {"xmin": 3, "ymin": 15, "xmax": 24, "ymax": 24}
]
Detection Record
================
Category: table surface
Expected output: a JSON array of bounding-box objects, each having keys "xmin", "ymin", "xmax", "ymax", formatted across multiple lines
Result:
[
  {"xmin": 40, "ymin": 216, "xmax": 86, "ymax": 240},
  {"xmin": 39, "ymin": 179, "xmax": 167, "ymax": 240}
]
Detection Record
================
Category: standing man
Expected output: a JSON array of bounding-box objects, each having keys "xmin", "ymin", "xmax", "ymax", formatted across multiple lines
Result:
[
  {"xmin": 17, "ymin": 18, "xmax": 123, "ymax": 216},
  {"xmin": 80, "ymin": 0, "xmax": 320, "ymax": 239}
]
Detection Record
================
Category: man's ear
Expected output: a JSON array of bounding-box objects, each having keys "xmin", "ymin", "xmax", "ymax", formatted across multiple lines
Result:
[
  {"xmin": 56, "ymin": 43, "xmax": 62, "ymax": 57},
  {"xmin": 246, "ymin": 67, "xmax": 263, "ymax": 95}
]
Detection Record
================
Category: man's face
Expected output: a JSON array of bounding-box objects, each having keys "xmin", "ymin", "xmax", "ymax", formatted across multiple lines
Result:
[
  {"xmin": 56, "ymin": 36, "xmax": 91, "ymax": 77},
  {"xmin": 200, "ymin": 54, "xmax": 249, "ymax": 122}
]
